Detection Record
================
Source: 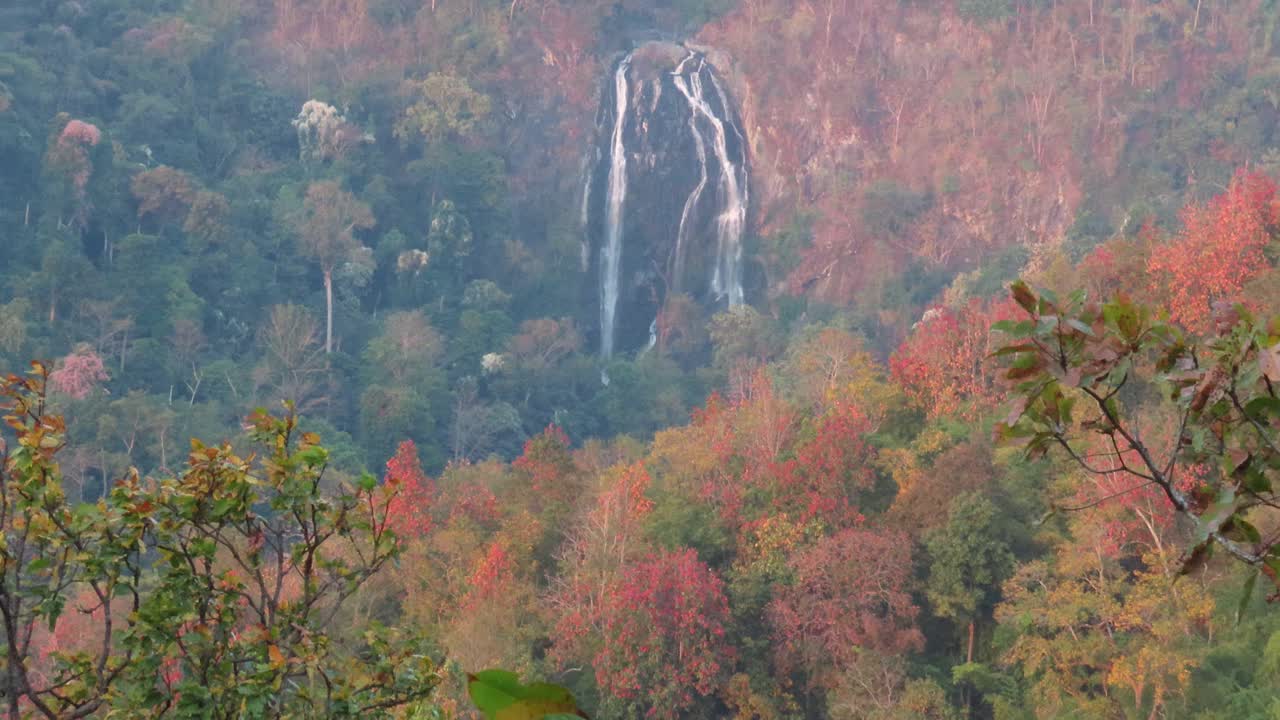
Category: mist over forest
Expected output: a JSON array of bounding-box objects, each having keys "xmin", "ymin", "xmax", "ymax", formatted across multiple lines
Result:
[{"xmin": 5, "ymin": 1, "xmax": 1280, "ymax": 718}]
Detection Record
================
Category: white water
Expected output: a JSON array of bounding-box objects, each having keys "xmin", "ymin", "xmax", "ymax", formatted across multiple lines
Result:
[
  {"xmin": 594, "ymin": 46, "xmax": 747, "ymax": 359},
  {"xmin": 709, "ymin": 71, "xmax": 750, "ymax": 281},
  {"xmin": 599, "ymin": 55, "xmax": 632, "ymax": 359},
  {"xmin": 579, "ymin": 148, "xmax": 597, "ymax": 272},
  {"xmin": 677, "ymin": 59, "xmax": 746, "ymax": 306},
  {"xmin": 671, "ymin": 52, "xmax": 709, "ymax": 290}
]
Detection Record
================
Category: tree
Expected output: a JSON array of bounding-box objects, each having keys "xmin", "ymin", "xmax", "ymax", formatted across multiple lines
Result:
[
  {"xmin": 994, "ymin": 282, "xmax": 1280, "ymax": 590},
  {"xmin": 254, "ymin": 304, "xmax": 330, "ymax": 412},
  {"xmin": 925, "ymin": 493, "xmax": 1015, "ymax": 664},
  {"xmin": 0, "ymin": 364, "xmax": 438, "ymax": 719},
  {"xmin": 297, "ymin": 181, "xmax": 374, "ymax": 353},
  {"xmin": 42, "ymin": 118, "xmax": 101, "ymax": 228},
  {"xmin": 384, "ymin": 440, "xmax": 435, "ymax": 539},
  {"xmin": 1147, "ymin": 170, "xmax": 1279, "ymax": 332},
  {"xmin": 769, "ymin": 528, "xmax": 923, "ymax": 691},
  {"xmin": 182, "ymin": 190, "xmax": 231, "ymax": 247},
  {"xmin": 594, "ymin": 549, "xmax": 733, "ymax": 720},
  {"xmin": 508, "ymin": 317, "xmax": 581, "ymax": 376},
  {"xmin": 511, "ymin": 425, "xmax": 578, "ymax": 514},
  {"xmin": 47, "ymin": 346, "xmax": 109, "ymax": 400},
  {"xmin": 889, "ymin": 298, "xmax": 1018, "ymax": 419},
  {"xmin": 363, "ymin": 310, "xmax": 443, "ymax": 385},
  {"xmin": 395, "ymin": 74, "xmax": 492, "ymax": 146},
  {"xmin": 549, "ymin": 463, "xmax": 655, "ymax": 674},
  {"xmin": 709, "ymin": 306, "xmax": 781, "ymax": 370},
  {"xmin": 996, "ymin": 532, "xmax": 1212, "ymax": 718},
  {"xmin": 131, "ymin": 166, "xmax": 196, "ymax": 229},
  {"xmin": 0, "ymin": 299, "xmax": 30, "ymax": 359},
  {"xmin": 292, "ymin": 100, "xmax": 364, "ymax": 162},
  {"xmin": 773, "ymin": 402, "xmax": 876, "ymax": 528}
]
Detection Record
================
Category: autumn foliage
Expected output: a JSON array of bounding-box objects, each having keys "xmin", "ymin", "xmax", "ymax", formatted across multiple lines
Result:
[
  {"xmin": 1147, "ymin": 170, "xmax": 1280, "ymax": 330},
  {"xmin": 385, "ymin": 440, "xmax": 436, "ymax": 538},
  {"xmin": 889, "ymin": 298, "xmax": 1019, "ymax": 418},
  {"xmin": 769, "ymin": 528, "xmax": 923, "ymax": 688},
  {"xmin": 595, "ymin": 550, "xmax": 732, "ymax": 719}
]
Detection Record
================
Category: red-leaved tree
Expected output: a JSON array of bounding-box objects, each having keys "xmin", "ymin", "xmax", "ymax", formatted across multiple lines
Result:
[
  {"xmin": 460, "ymin": 540, "xmax": 513, "ymax": 612},
  {"xmin": 512, "ymin": 424, "xmax": 581, "ymax": 515},
  {"xmin": 772, "ymin": 402, "xmax": 875, "ymax": 528},
  {"xmin": 549, "ymin": 463, "xmax": 655, "ymax": 668},
  {"xmin": 385, "ymin": 440, "xmax": 436, "ymax": 539},
  {"xmin": 45, "ymin": 118, "xmax": 102, "ymax": 226},
  {"xmin": 1147, "ymin": 169, "xmax": 1279, "ymax": 331},
  {"xmin": 889, "ymin": 298, "xmax": 1018, "ymax": 418},
  {"xmin": 594, "ymin": 549, "xmax": 733, "ymax": 719},
  {"xmin": 769, "ymin": 528, "xmax": 923, "ymax": 690}
]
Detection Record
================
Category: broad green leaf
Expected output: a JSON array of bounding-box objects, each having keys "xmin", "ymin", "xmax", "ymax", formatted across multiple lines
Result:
[
  {"xmin": 1235, "ymin": 570, "xmax": 1259, "ymax": 626},
  {"xmin": 496, "ymin": 699, "xmax": 582, "ymax": 720},
  {"xmin": 1065, "ymin": 318, "xmax": 1096, "ymax": 336},
  {"xmin": 1243, "ymin": 396, "xmax": 1280, "ymax": 420},
  {"xmin": 468, "ymin": 671, "xmax": 584, "ymax": 720}
]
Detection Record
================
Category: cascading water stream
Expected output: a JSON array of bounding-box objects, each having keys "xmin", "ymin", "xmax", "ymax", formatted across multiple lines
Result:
[
  {"xmin": 579, "ymin": 148, "xmax": 598, "ymax": 272},
  {"xmin": 586, "ymin": 42, "xmax": 748, "ymax": 360},
  {"xmin": 709, "ymin": 70, "xmax": 749, "ymax": 305},
  {"xmin": 684, "ymin": 62, "xmax": 746, "ymax": 307},
  {"xmin": 671, "ymin": 52, "xmax": 710, "ymax": 291},
  {"xmin": 599, "ymin": 55, "xmax": 632, "ymax": 360}
]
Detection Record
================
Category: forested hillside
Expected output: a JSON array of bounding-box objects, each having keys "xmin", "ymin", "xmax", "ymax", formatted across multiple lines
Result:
[{"xmin": 6, "ymin": 0, "xmax": 1280, "ymax": 718}]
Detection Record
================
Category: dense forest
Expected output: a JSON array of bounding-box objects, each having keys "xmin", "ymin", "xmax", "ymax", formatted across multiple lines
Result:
[{"xmin": 6, "ymin": 0, "xmax": 1280, "ymax": 717}]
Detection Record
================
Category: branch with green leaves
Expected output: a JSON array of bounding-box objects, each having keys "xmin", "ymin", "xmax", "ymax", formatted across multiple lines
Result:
[
  {"xmin": 0, "ymin": 362, "xmax": 439, "ymax": 719},
  {"xmin": 993, "ymin": 282, "xmax": 1280, "ymax": 596}
]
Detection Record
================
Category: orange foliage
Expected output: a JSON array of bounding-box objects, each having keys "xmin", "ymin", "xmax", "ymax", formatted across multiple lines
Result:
[
  {"xmin": 385, "ymin": 440, "xmax": 436, "ymax": 539},
  {"xmin": 704, "ymin": 0, "xmax": 1259, "ymax": 303},
  {"xmin": 1147, "ymin": 170, "xmax": 1279, "ymax": 331},
  {"xmin": 889, "ymin": 297, "xmax": 1019, "ymax": 418}
]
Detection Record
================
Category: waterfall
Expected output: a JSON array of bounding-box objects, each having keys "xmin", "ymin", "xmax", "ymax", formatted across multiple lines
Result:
[
  {"xmin": 679, "ymin": 61, "xmax": 746, "ymax": 307},
  {"xmin": 585, "ymin": 42, "xmax": 749, "ymax": 359},
  {"xmin": 600, "ymin": 54, "xmax": 632, "ymax": 359},
  {"xmin": 709, "ymin": 70, "xmax": 749, "ymax": 306},
  {"xmin": 671, "ymin": 52, "xmax": 709, "ymax": 290},
  {"xmin": 579, "ymin": 148, "xmax": 597, "ymax": 272}
]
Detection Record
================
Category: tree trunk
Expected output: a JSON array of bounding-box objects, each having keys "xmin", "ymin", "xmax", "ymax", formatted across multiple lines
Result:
[
  {"xmin": 967, "ymin": 619, "xmax": 976, "ymax": 663},
  {"xmin": 324, "ymin": 269, "xmax": 334, "ymax": 354}
]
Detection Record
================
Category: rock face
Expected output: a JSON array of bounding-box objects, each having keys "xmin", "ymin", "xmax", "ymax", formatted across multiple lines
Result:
[{"xmin": 582, "ymin": 41, "xmax": 750, "ymax": 358}]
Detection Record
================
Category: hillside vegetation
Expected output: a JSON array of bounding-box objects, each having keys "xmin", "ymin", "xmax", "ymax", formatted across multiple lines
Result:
[{"xmin": 5, "ymin": 1, "xmax": 1280, "ymax": 718}]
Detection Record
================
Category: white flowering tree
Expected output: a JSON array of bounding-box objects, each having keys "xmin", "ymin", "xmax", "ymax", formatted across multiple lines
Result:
[{"xmin": 292, "ymin": 100, "xmax": 363, "ymax": 162}]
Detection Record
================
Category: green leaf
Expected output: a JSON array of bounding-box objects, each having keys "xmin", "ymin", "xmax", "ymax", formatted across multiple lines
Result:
[
  {"xmin": 296, "ymin": 446, "xmax": 329, "ymax": 466},
  {"xmin": 992, "ymin": 321, "xmax": 1035, "ymax": 339},
  {"xmin": 1243, "ymin": 396, "xmax": 1280, "ymax": 420},
  {"xmin": 1066, "ymin": 318, "xmax": 1096, "ymax": 337},
  {"xmin": 1235, "ymin": 570, "xmax": 1259, "ymax": 626},
  {"xmin": 468, "ymin": 670, "xmax": 584, "ymax": 720},
  {"xmin": 358, "ymin": 473, "xmax": 378, "ymax": 492},
  {"xmin": 1234, "ymin": 518, "xmax": 1263, "ymax": 544}
]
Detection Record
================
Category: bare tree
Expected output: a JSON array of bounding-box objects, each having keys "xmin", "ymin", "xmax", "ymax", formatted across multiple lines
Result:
[{"xmin": 254, "ymin": 304, "xmax": 330, "ymax": 412}]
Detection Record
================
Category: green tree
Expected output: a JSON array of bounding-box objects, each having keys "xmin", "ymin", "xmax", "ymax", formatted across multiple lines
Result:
[
  {"xmin": 0, "ymin": 363, "xmax": 438, "ymax": 718},
  {"xmin": 925, "ymin": 493, "xmax": 1015, "ymax": 664},
  {"xmin": 395, "ymin": 74, "xmax": 492, "ymax": 147}
]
